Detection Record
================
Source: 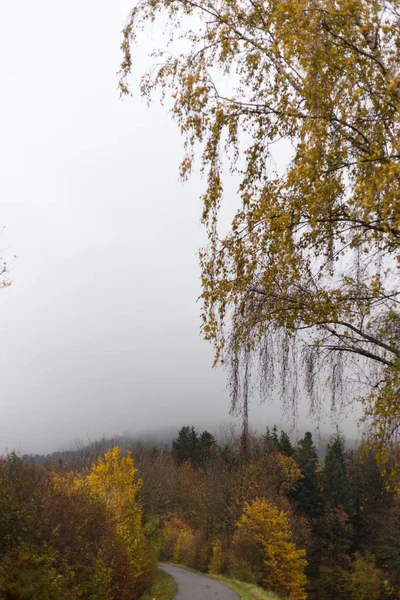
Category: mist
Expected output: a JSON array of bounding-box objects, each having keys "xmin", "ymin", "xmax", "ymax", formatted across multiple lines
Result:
[{"xmin": 0, "ymin": 0, "xmax": 361, "ymax": 455}]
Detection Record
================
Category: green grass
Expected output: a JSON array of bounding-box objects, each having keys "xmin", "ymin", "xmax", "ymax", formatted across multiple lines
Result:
[
  {"xmin": 167, "ymin": 563, "xmax": 284, "ymax": 600},
  {"xmin": 141, "ymin": 569, "xmax": 177, "ymax": 600},
  {"xmin": 207, "ymin": 574, "xmax": 284, "ymax": 600}
]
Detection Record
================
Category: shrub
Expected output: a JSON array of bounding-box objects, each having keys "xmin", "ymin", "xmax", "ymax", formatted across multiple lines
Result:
[
  {"xmin": 185, "ymin": 530, "xmax": 207, "ymax": 570},
  {"xmin": 173, "ymin": 527, "xmax": 194, "ymax": 563},
  {"xmin": 0, "ymin": 544, "xmax": 77, "ymax": 600},
  {"xmin": 228, "ymin": 557, "xmax": 260, "ymax": 584},
  {"xmin": 209, "ymin": 540, "xmax": 224, "ymax": 575},
  {"xmin": 160, "ymin": 516, "xmax": 189, "ymax": 561}
]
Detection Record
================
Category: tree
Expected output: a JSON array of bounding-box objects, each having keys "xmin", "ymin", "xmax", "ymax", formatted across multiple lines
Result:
[
  {"xmin": 322, "ymin": 435, "xmax": 353, "ymax": 517},
  {"xmin": 263, "ymin": 426, "xmax": 279, "ymax": 453},
  {"xmin": 294, "ymin": 432, "xmax": 323, "ymax": 517},
  {"xmin": 375, "ymin": 501, "xmax": 400, "ymax": 593},
  {"xmin": 346, "ymin": 553, "xmax": 386, "ymax": 600},
  {"xmin": 277, "ymin": 430, "xmax": 294, "ymax": 457},
  {"xmin": 75, "ymin": 446, "xmax": 155, "ymax": 592},
  {"xmin": 314, "ymin": 507, "xmax": 354, "ymax": 600},
  {"xmin": 0, "ymin": 452, "xmax": 154, "ymax": 600},
  {"xmin": 199, "ymin": 430, "xmax": 217, "ymax": 467},
  {"xmin": 232, "ymin": 499, "xmax": 307, "ymax": 600},
  {"xmin": 347, "ymin": 443, "xmax": 393, "ymax": 548},
  {"xmin": 172, "ymin": 426, "xmax": 200, "ymax": 467},
  {"xmin": 121, "ymin": 0, "xmax": 400, "ymax": 447}
]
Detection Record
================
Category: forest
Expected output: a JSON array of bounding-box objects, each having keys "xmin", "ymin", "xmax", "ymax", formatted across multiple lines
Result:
[
  {"xmin": 2, "ymin": 0, "xmax": 400, "ymax": 598},
  {"xmin": 1, "ymin": 426, "xmax": 399, "ymax": 600}
]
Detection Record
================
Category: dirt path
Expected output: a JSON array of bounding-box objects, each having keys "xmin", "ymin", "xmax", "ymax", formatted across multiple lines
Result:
[{"xmin": 159, "ymin": 564, "xmax": 240, "ymax": 600}]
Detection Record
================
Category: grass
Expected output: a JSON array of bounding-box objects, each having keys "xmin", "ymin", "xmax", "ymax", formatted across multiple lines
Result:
[
  {"xmin": 141, "ymin": 569, "xmax": 178, "ymax": 600},
  {"xmin": 207, "ymin": 574, "xmax": 284, "ymax": 600},
  {"xmin": 166, "ymin": 563, "xmax": 284, "ymax": 600}
]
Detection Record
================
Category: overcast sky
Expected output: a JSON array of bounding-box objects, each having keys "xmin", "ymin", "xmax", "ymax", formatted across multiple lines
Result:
[{"xmin": 0, "ymin": 0, "xmax": 361, "ymax": 454}]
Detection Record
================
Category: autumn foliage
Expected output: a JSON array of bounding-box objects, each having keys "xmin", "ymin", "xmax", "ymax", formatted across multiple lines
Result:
[
  {"xmin": 0, "ymin": 449, "xmax": 155, "ymax": 600},
  {"xmin": 233, "ymin": 500, "xmax": 307, "ymax": 600},
  {"xmin": 129, "ymin": 426, "xmax": 400, "ymax": 600},
  {"xmin": 3, "ymin": 427, "xmax": 400, "ymax": 600},
  {"xmin": 121, "ymin": 0, "xmax": 400, "ymax": 482}
]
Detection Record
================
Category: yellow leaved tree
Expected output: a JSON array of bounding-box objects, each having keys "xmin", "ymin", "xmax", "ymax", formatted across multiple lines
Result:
[
  {"xmin": 232, "ymin": 499, "xmax": 307, "ymax": 600},
  {"xmin": 85, "ymin": 448, "xmax": 148, "ymax": 574},
  {"xmin": 120, "ymin": 0, "xmax": 400, "ymax": 480},
  {"xmin": 53, "ymin": 447, "xmax": 155, "ymax": 596}
]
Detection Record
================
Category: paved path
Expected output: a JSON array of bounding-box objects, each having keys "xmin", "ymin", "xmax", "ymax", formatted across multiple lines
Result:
[{"xmin": 159, "ymin": 564, "xmax": 240, "ymax": 600}]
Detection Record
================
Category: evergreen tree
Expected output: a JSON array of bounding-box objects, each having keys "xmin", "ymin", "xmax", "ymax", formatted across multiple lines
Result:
[
  {"xmin": 198, "ymin": 431, "xmax": 216, "ymax": 467},
  {"xmin": 375, "ymin": 503, "xmax": 400, "ymax": 592},
  {"xmin": 263, "ymin": 425, "xmax": 279, "ymax": 453},
  {"xmin": 294, "ymin": 432, "xmax": 322, "ymax": 518},
  {"xmin": 314, "ymin": 507, "xmax": 353, "ymax": 600},
  {"xmin": 347, "ymin": 445, "xmax": 392, "ymax": 549},
  {"xmin": 271, "ymin": 425, "xmax": 279, "ymax": 445},
  {"xmin": 277, "ymin": 431, "xmax": 294, "ymax": 457},
  {"xmin": 172, "ymin": 426, "xmax": 200, "ymax": 467},
  {"xmin": 322, "ymin": 435, "xmax": 353, "ymax": 517}
]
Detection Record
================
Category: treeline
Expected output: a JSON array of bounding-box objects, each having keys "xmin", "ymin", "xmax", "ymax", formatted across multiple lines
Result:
[
  {"xmin": 0, "ymin": 448, "xmax": 155, "ymax": 599},
  {"xmin": 129, "ymin": 425, "xmax": 400, "ymax": 600}
]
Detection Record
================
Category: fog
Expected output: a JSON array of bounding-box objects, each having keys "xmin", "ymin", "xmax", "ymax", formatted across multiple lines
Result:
[{"xmin": 0, "ymin": 0, "xmax": 361, "ymax": 455}]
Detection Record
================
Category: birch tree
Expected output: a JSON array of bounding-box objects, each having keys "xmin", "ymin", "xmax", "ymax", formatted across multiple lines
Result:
[{"xmin": 120, "ymin": 0, "xmax": 400, "ymax": 448}]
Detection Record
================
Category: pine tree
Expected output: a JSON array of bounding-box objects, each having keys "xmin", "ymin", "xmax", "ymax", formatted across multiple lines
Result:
[
  {"xmin": 263, "ymin": 425, "xmax": 279, "ymax": 453},
  {"xmin": 172, "ymin": 426, "xmax": 200, "ymax": 467},
  {"xmin": 347, "ymin": 445, "xmax": 392, "ymax": 549},
  {"xmin": 294, "ymin": 432, "xmax": 323, "ymax": 518},
  {"xmin": 375, "ymin": 503, "xmax": 400, "ymax": 592},
  {"xmin": 198, "ymin": 431, "xmax": 216, "ymax": 467},
  {"xmin": 277, "ymin": 431, "xmax": 294, "ymax": 457},
  {"xmin": 322, "ymin": 435, "xmax": 353, "ymax": 517},
  {"xmin": 314, "ymin": 507, "xmax": 353, "ymax": 600}
]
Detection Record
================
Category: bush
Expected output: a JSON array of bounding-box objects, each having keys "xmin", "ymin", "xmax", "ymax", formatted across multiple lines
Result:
[
  {"xmin": 173, "ymin": 527, "xmax": 194, "ymax": 563},
  {"xmin": 160, "ymin": 517, "xmax": 189, "ymax": 561},
  {"xmin": 0, "ymin": 544, "xmax": 77, "ymax": 600},
  {"xmin": 185, "ymin": 530, "xmax": 208, "ymax": 570},
  {"xmin": 209, "ymin": 540, "xmax": 224, "ymax": 575},
  {"xmin": 228, "ymin": 557, "xmax": 260, "ymax": 584},
  {"xmin": 159, "ymin": 516, "xmax": 211, "ymax": 571}
]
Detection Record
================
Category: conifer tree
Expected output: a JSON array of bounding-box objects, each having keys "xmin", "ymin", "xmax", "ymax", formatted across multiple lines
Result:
[
  {"xmin": 199, "ymin": 431, "xmax": 217, "ymax": 467},
  {"xmin": 263, "ymin": 425, "xmax": 279, "ymax": 453},
  {"xmin": 322, "ymin": 435, "xmax": 353, "ymax": 517},
  {"xmin": 277, "ymin": 431, "xmax": 294, "ymax": 457},
  {"xmin": 375, "ymin": 502, "xmax": 400, "ymax": 592},
  {"xmin": 172, "ymin": 426, "xmax": 201, "ymax": 467},
  {"xmin": 315, "ymin": 507, "xmax": 353, "ymax": 600},
  {"xmin": 294, "ymin": 432, "xmax": 323, "ymax": 517}
]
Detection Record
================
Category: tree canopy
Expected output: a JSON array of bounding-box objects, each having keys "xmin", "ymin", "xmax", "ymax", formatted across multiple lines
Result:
[{"xmin": 120, "ymin": 0, "xmax": 400, "ymax": 448}]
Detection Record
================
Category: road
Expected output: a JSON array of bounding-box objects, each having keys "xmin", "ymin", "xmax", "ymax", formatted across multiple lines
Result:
[{"xmin": 159, "ymin": 564, "xmax": 240, "ymax": 600}]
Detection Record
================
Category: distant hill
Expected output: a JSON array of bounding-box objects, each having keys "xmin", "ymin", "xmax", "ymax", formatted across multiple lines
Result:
[
  {"xmin": 22, "ymin": 428, "xmax": 176, "ymax": 467},
  {"xmin": 22, "ymin": 422, "xmax": 357, "ymax": 467}
]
